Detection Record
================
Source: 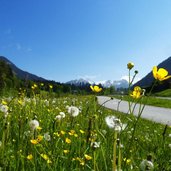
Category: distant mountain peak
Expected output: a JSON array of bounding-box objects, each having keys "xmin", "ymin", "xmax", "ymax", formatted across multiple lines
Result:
[
  {"xmin": 66, "ymin": 78, "xmax": 129, "ymax": 89},
  {"xmin": 0, "ymin": 56, "xmax": 46, "ymax": 81}
]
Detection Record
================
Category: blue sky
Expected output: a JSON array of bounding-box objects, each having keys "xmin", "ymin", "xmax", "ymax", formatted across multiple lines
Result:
[{"xmin": 1, "ymin": 0, "xmax": 171, "ymax": 83}]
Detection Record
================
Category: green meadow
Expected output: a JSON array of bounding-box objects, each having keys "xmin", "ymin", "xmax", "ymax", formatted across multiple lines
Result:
[
  {"xmin": 0, "ymin": 89, "xmax": 171, "ymax": 171},
  {"xmin": 0, "ymin": 63, "xmax": 171, "ymax": 171}
]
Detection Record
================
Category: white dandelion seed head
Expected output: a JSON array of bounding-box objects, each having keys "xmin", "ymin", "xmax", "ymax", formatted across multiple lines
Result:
[
  {"xmin": 169, "ymin": 144, "xmax": 171, "ymax": 148},
  {"xmin": 0, "ymin": 104, "xmax": 9, "ymax": 113},
  {"xmin": 29, "ymin": 119, "xmax": 39, "ymax": 130},
  {"xmin": 44, "ymin": 132, "xmax": 51, "ymax": 141},
  {"xmin": 59, "ymin": 112, "xmax": 65, "ymax": 118},
  {"xmin": 105, "ymin": 116, "xmax": 125, "ymax": 132},
  {"xmin": 55, "ymin": 115, "xmax": 62, "ymax": 120},
  {"xmin": 139, "ymin": 160, "xmax": 154, "ymax": 171},
  {"xmin": 68, "ymin": 106, "xmax": 79, "ymax": 117},
  {"xmin": 44, "ymin": 99, "xmax": 49, "ymax": 106}
]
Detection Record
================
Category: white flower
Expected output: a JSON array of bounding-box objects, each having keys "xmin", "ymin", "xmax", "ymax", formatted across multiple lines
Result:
[
  {"xmin": 91, "ymin": 141, "xmax": 101, "ymax": 149},
  {"xmin": 105, "ymin": 116, "xmax": 125, "ymax": 132},
  {"xmin": 44, "ymin": 132, "xmax": 51, "ymax": 141},
  {"xmin": 0, "ymin": 104, "xmax": 9, "ymax": 117},
  {"xmin": 56, "ymin": 115, "xmax": 62, "ymax": 120},
  {"xmin": 169, "ymin": 144, "xmax": 171, "ymax": 148},
  {"xmin": 140, "ymin": 160, "xmax": 154, "ymax": 171},
  {"xmin": 44, "ymin": 99, "xmax": 49, "ymax": 106},
  {"xmin": 56, "ymin": 112, "xmax": 66, "ymax": 120},
  {"xmin": 68, "ymin": 106, "xmax": 79, "ymax": 117},
  {"xmin": 59, "ymin": 112, "xmax": 65, "ymax": 118},
  {"xmin": 29, "ymin": 119, "xmax": 39, "ymax": 130}
]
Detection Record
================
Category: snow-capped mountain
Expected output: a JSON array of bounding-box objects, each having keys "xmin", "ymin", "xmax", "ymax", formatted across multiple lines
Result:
[
  {"xmin": 66, "ymin": 78, "xmax": 129, "ymax": 89},
  {"xmin": 101, "ymin": 79, "xmax": 129, "ymax": 89},
  {"xmin": 66, "ymin": 78, "xmax": 94, "ymax": 86}
]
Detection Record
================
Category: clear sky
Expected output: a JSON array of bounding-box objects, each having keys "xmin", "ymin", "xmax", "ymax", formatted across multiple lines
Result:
[{"xmin": 1, "ymin": 0, "xmax": 171, "ymax": 83}]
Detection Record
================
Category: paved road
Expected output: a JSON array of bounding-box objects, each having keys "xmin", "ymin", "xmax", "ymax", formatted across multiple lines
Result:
[{"xmin": 97, "ymin": 96, "xmax": 171, "ymax": 126}]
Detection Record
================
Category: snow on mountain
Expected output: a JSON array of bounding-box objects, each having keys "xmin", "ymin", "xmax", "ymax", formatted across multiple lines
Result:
[{"xmin": 66, "ymin": 78, "xmax": 129, "ymax": 89}]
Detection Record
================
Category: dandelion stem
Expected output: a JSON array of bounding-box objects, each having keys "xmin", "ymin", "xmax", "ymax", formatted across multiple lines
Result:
[
  {"xmin": 118, "ymin": 138, "xmax": 121, "ymax": 171},
  {"xmin": 113, "ymin": 131, "xmax": 117, "ymax": 171}
]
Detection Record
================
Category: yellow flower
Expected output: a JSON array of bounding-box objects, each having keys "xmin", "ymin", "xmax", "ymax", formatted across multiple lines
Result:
[
  {"xmin": 127, "ymin": 62, "xmax": 134, "ymax": 70},
  {"xmin": 18, "ymin": 99, "xmax": 24, "ymax": 105},
  {"xmin": 74, "ymin": 134, "xmax": 78, "ymax": 137},
  {"xmin": 60, "ymin": 130, "xmax": 66, "ymax": 135},
  {"xmin": 130, "ymin": 86, "xmax": 142, "ymax": 99},
  {"xmin": 36, "ymin": 126, "xmax": 42, "ymax": 131},
  {"xmin": 152, "ymin": 66, "xmax": 171, "ymax": 81},
  {"xmin": 124, "ymin": 158, "xmax": 132, "ymax": 165},
  {"xmin": 41, "ymin": 154, "xmax": 49, "ymax": 160},
  {"xmin": 76, "ymin": 157, "xmax": 85, "ymax": 166},
  {"xmin": 65, "ymin": 137, "xmax": 71, "ymax": 144},
  {"xmin": 37, "ymin": 135, "xmax": 43, "ymax": 142},
  {"xmin": 53, "ymin": 132, "xmax": 60, "ymax": 137},
  {"xmin": 84, "ymin": 154, "xmax": 92, "ymax": 160},
  {"xmin": 80, "ymin": 130, "xmax": 85, "ymax": 134},
  {"xmin": 30, "ymin": 139, "xmax": 38, "ymax": 145},
  {"xmin": 68, "ymin": 130, "xmax": 75, "ymax": 136},
  {"xmin": 90, "ymin": 85, "xmax": 102, "ymax": 93},
  {"xmin": 2, "ymin": 100, "xmax": 7, "ymax": 105},
  {"xmin": 27, "ymin": 154, "xmax": 33, "ymax": 160},
  {"xmin": 47, "ymin": 159, "xmax": 52, "ymax": 164},
  {"xmin": 49, "ymin": 85, "xmax": 53, "ymax": 89},
  {"xmin": 30, "ymin": 135, "xmax": 43, "ymax": 145},
  {"xmin": 63, "ymin": 150, "xmax": 69, "ymax": 154},
  {"xmin": 31, "ymin": 84, "xmax": 37, "ymax": 90}
]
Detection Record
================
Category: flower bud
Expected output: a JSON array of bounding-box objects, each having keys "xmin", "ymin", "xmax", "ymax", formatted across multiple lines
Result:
[{"xmin": 127, "ymin": 62, "xmax": 134, "ymax": 70}]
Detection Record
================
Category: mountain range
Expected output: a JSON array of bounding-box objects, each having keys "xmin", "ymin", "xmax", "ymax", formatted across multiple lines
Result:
[
  {"xmin": 66, "ymin": 79, "xmax": 129, "ymax": 89},
  {"xmin": 1, "ymin": 55, "xmax": 171, "ymax": 91}
]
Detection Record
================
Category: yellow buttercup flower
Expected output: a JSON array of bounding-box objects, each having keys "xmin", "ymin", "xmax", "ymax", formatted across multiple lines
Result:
[
  {"xmin": 152, "ymin": 66, "xmax": 171, "ymax": 81},
  {"xmin": 65, "ymin": 137, "xmax": 71, "ymax": 144},
  {"xmin": 30, "ymin": 135, "xmax": 43, "ymax": 145},
  {"xmin": 49, "ymin": 85, "xmax": 53, "ymax": 89},
  {"xmin": 37, "ymin": 135, "xmax": 43, "ymax": 142},
  {"xmin": 30, "ymin": 139, "xmax": 39, "ymax": 145},
  {"xmin": 84, "ymin": 154, "xmax": 92, "ymax": 160},
  {"xmin": 27, "ymin": 154, "xmax": 33, "ymax": 160},
  {"xmin": 2, "ymin": 100, "xmax": 7, "ymax": 105},
  {"xmin": 36, "ymin": 126, "xmax": 42, "ymax": 131},
  {"xmin": 68, "ymin": 130, "xmax": 75, "ymax": 136},
  {"xmin": 80, "ymin": 130, "xmax": 85, "ymax": 134},
  {"xmin": 41, "ymin": 154, "xmax": 49, "ymax": 160},
  {"xmin": 127, "ymin": 62, "xmax": 134, "ymax": 70},
  {"xmin": 90, "ymin": 85, "xmax": 102, "ymax": 93},
  {"xmin": 130, "ymin": 86, "xmax": 142, "ymax": 99},
  {"xmin": 63, "ymin": 150, "xmax": 69, "ymax": 154}
]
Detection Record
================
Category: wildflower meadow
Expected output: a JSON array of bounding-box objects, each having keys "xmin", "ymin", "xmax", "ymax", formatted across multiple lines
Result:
[{"xmin": 0, "ymin": 63, "xmax": 171, "ymax": 171}]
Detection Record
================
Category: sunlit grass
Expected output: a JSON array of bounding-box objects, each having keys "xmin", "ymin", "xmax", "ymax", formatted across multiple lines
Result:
[
  {"xmin": 0, "ymin": 92, "xmax": 171, "ymax": 170},
  {"xmin": 113, "ymin": 95, "xmax": 171, "ymax": 109}
]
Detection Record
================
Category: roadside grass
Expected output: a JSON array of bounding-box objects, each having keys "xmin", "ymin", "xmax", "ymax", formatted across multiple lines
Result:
[
  {"xmin": 0, "ymin": 91, "xmax": 171, "ymax": 170},
  {"xmin": 113, "ymin": 95, "xmax": 171, "ymax": 109},
  {"xmin": 154, "ymin": 89, "xmax": 171, "ymax": 97}
]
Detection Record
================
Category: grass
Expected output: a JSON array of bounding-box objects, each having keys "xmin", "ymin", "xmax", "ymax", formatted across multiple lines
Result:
[
  {"xmin": 0, "ymin": 89, "xmax": 171, "ymax": 170},
  {"xmin": 113, "ymin": 95, "xmax": 171, "ymax": 109},
  {"xmin": 154, "ymin": 89, "xmax": 171, "ymax": 97}
]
